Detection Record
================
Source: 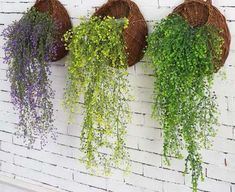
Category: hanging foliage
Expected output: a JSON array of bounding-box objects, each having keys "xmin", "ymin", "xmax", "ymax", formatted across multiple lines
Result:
[
  {"xmin": 146, "ymin": 14, "xmax": 223, "ymax": 191},
  {"xmin": 2, "ymin": 8, "xmax": 58, "ymax": 146},
  {"xmin": 63, "ymin": 16, "xmax": 132, "ymax": 174}
]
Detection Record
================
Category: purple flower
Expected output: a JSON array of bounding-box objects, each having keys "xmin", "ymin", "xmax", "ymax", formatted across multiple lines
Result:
[{"xmin": 1, "ymin": 8, "xmax": 59, "ymax": 147}]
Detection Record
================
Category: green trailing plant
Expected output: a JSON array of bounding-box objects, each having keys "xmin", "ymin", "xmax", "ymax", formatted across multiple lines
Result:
[
  {"xmin": 2, "ymin": 8, "xmax": 58, "ymax": 147},
  {"xmin": 63, "ymin": 16, "xmax": 132, "ymax": 174},
  {"xmin": 146, "ymin": 14, "xmax": 223, "ymax": 191}
]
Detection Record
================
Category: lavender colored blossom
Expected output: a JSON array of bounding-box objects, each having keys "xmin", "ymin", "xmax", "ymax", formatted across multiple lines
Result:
[{"xmin": 2, "ymin": 8, "xmax": 59, "ymax": 147}]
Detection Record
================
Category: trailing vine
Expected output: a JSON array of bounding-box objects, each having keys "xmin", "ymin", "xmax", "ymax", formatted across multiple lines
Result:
[
  {"xmin": 2, "ymin": 8, "xmax": 58, "ymax": 147},
  {"xmin": 146, "ymin": 14, "xmax": 223, "ymax": 191},
  {"xmin": 64, "ymin": 16, "xmax": 131, "ymax": 174}
]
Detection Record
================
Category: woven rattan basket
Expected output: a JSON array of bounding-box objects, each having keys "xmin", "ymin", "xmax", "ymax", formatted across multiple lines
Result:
[
  {"xmin": 94, "ymin": 0, "xmax": 148, "ymax": 67},
  {"xmin": 34, "ymin": 0, "xmax": 72, "ymax": 61},
  {"xmin": 173, "ymin": 0, "xmax": 231, "ymax": 70}
]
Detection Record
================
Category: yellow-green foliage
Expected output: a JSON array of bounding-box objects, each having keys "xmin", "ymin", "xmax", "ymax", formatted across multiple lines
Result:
[{"xmin": 64, "ymin": 16, "xmax": 131, "ymax": 174}]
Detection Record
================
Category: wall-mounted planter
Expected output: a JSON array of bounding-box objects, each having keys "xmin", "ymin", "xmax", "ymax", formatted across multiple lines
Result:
[
  {"xmin": 63, "ymin": 0, "xmax": 148, "ymax": 174},
  {"xmin": 2, "ymin": 0, "xmax": 72, "ymax": 147},
  {"xmin": 94, "ymin": 0, "xmax": 148, "ymax": 66},
  {"xmin": 173, "ymin": 0, "xmax": 231, "ymax": 71},
  {"xmin": 146, "ymin": 0, "xmax": 231, "ymax": 191},
  {"xmin": 34, "ymin": 0, "xmax": 72, "ymax": 61}
]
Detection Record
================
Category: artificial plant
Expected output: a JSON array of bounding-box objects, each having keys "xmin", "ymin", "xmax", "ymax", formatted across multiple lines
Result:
[
  {"xmin": 63, "ymin": 16, "xmax": 132, "ymax": 174},
  {"xmin": 146, "ymin": 14, "xmax": 223, "ymax": 191},
  {"xmin": 2, "ymin": 8, "xmax": 58, "ymax": 147}
]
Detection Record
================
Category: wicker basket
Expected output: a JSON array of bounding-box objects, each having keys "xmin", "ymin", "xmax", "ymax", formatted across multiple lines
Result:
[
  {"xmin": 173, "ymin": 0, "xmax": 231, "ymax": 70},
  {"xmin": 94, "ymin": 0, "xmax": 148, "ymax": 67},
  {"xmin": 34, "ymin": 0, "xmax": 72, "ymax": 61}
]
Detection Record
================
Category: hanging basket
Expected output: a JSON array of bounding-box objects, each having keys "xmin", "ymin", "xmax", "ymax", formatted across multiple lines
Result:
[
  {"xmin": 173, "ymin": 0, "xmax": 231, "ymax": 70},
  {"xmin": 34, "ymin": 0, "xmax": 72, "ymax": 61},
  {"xmin": 94, "ymin": 0, "xmax": 148, "ymax": 67}
]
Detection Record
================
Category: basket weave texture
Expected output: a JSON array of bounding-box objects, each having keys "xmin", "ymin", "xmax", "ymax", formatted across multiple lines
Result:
[
  {"xmin": 94, "ymin": 0, "xmax": 148, "ymax": 67},
  {"xmin": 173, "ymin": 0, "xmax": 231, "ymax": 70},
  {"xmin": 34, "ymin": 0, "xmax": 72, "ymax": 61}
]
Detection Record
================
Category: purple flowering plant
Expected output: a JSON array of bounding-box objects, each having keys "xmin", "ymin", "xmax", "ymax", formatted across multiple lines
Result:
[{"xmin": 2, "ymin": 8, "xmax": 59, "ymax": 147}]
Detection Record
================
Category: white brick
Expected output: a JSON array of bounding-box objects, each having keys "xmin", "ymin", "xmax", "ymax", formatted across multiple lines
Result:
[
  {"xmin": 130, "ymin": 101, "xmax": 152, "ymax": 115},
  {"xmin": 159, "ymin": 0, "xmax": 182, "ymax": 7},
  {"xmin": 131, "ymin": 161, "xmax": 143, "ymax": 175},
  {"xmin": 125, "ymin": 173, "xmax": 163, "ymax": 191},
  {"xmin": 128, "ymin": 74, "xmax": 154, "ymax": 89},
  {"xmin": 225, "ymin": 154, "xmax": 235, "ymax": 169},
  {"xmin": 144, "ymin": 165, "xmax": 185, "ymax": 184},
  {"xmin": 0, "ymin": 150, "xmax": 13, "ymax": 163},
  {"xmin": 225, "ymin": 7, "xmax": 235, "ymax": 20},
  {"xmin": 130, "ymin": 87, "xmax": 154, "ymax": 102},
  {"xmin": 144, "ymin": 115, "xmax": 162, "ymax": 129},
  {"xmin": 132, "ymin": 113, "xmax": 145, "ymax": 125},
  {"xmin": 201, "ymin": 149, "xmax": 226, "ymax": 166},
  {"xmin": 163, "ymin": 182, "xmax": 191, "ymax": 192},
  {"xmin": 74, "ymin": 171, "xmax": 107, "ymax": 190},
  {"xmin": 56, "ymin": 133, "xmax": 80, "ymax": 148},
  {"xmin": 14, "ymin": 156, "xmax": 42, "ymax": 172},
  {"xmin": 0, "ymin": 121, "xmax": 16, "ymax": 133},
  {"xmin": 162, "ymin": 157, "xmax": 185, "ymax": 172},
  {"xmin": 127, "ymin": 125, "xmax": 161, "ymax": 140},
  {"xmin": 41, "ymin": 163, "xmax": 73, "ymax": 180},
  {"xmin": 207, "ymin": 164, "xmax": 235, "ymax": 183},
  {"xmin": 185, "ymin": 177, "xmax": 231, "ymax": 192},
  {"xmin": 212, "ymin": 137, "xmax": 235, "ymax": 154},
  {"xmin": 129, "ymin": 149, "xmax": 161, "ymax": 167},
  {"xmin": 138, "ymin": 138, "xmax": 163, "ymax": 154},
  {"xmin": 0, "ymin": 131, "xmax": 12, "ymax": 142}
]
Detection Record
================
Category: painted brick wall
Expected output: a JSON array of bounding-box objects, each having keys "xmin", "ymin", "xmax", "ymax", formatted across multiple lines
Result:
[{"xmin": 0, "ymin": 0, "xmax": 235, "ymax": 192}]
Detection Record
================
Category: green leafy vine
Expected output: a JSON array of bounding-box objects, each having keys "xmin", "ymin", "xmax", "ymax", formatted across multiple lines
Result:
[
  {"xmin": 146, "ymin": 14, "xmax": 223, "ymax": 191},
  {"xmin": 63, "ymin": 16, "xmax": 132, "ymax": 174}
]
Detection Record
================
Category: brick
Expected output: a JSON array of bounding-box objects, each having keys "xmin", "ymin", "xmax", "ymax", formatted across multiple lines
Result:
[
  {"xmin": 207, "ymin": 164, "xmax": 235, "ymax": 183},
  {"xmin": 225, "ymin": 153, "xmax": 235, "ymax": 169},
  {"xmin": 217, "ymin": 124, "xmax": 234, "ymax": 139},
  {"xmin": 56, "ymin": 133, "xmax": 80, "ymax": 148},
  {"xmin": 162, "ymin": 157, "xmax": 185, "ymax": 172},
  {"xmin": 163, "ymin": 182, "xmax": 191, "ymax": 192},
  {"xmin": 138, "ymin": 138, "xmax": 163, "ymax": 154},
  {"xmin": 74, "ymin": 171, "xmax": 107, "ymax": 190},
  {"xmin": 212, "ymin": 137, "xmax": 235, "ymax": 154},
  {"xmin": 144, "ymin": 165, "xmax": 185, "ymax": 184},
  {"xmin": 128, "ymin": 74, "xmax": 154, "ymax": 89},
  {"xmin": 201, "ymin": 149, "xmax": 226, "ymax": 166},
  {"xmin": 129, "ymin": 149, "xmax": 161, "ymax": 167},
  {"xmin": 0, "ymin": 150, "xmax": 13, "ymax": 163},
  {"xmin": 132, "ymin": 113, "xmax": 145, "ymax": 126},
  {"xmin": 130, "ymin": 87, "xmax": 154, "ymax": 103},
  {"xmin": 41, "ymin": 163, "xmax": 73, "ymax": 180},
  {"xmin": 14, "ymin": 156, "xmax": 42, "ymax": 172},
  {"xmin": 130, "ymin": 101, "xmax": 152, "ymax": 115},
  {"xmin": 159, "ymin": 0, "xmax": 182, "ymax": 7},
  {"xmin": 127, "ymin": 125, "xmax": 161, "ymax": 140},
  {"xmin": 185, "ymin": 176, "xmax": 231, "ymax": 192},
  {"xmin": 0, "ymin": 131, "xmax": 12, "ymax": 142},
  {"xmin": 225, "ymin": 7, "xmax": 235, "ymax": 20},
  {"xmin": 125, "ymin": 173, "xmax": 163, "ymax": 191},
  {"xmin": 107, "ymin": 179, "xmax": 144, "ymax": 192},
  {"xmin": 131, "ymin": 161, "xmax": 143, "ymax": 175},
  {"xmin": 13, "ymin": 135, "xmax": 41, "ymax": 150},
  {"xmin": 144, "ymin": 115, "xmax": 162, "ymax": 129}
]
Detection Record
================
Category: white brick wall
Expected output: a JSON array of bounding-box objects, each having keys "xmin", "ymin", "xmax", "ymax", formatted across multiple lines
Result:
[{"xmin": 0, "ymin": 0, "xmax": 235, "ymax": 192}]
